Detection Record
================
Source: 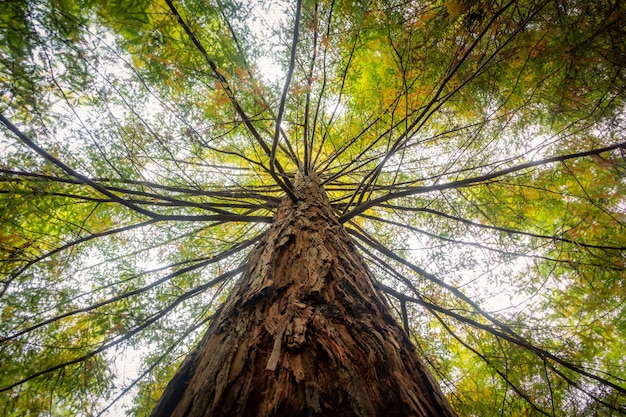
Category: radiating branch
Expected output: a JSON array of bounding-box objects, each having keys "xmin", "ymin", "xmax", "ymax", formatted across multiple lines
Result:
[
  {"xmin": 163, "ymin": 0, "xmax": 297, "ymax": 201},
  {"xmin": 271, "ymin": 0, "xmax": 303, "ymax": 177},
  {"xmin": 340, "ymin": 142, "xmax": 626, "ymax": 222},
  {"xmin": 0, "ymin": 266, "xmax": 244, "ymax": 393},
  {"xmin": 1, "ymin": 234, "xmax": 262, "ymax": 344}
]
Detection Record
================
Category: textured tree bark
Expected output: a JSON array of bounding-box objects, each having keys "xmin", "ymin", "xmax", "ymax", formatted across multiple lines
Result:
[{"xmin": 150, "ymin": 173, "xmax": 457, "ymax": 417}]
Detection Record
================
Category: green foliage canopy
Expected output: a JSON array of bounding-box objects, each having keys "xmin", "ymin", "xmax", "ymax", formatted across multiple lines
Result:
[{"xmin": 1, "ymin": 0, "xmax": 625, "ymax": 415}]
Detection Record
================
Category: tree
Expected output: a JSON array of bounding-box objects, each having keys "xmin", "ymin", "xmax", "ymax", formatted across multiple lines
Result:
[{"xmin": 0, "ymin": 0, "xmax": 625, "ymax": 415}]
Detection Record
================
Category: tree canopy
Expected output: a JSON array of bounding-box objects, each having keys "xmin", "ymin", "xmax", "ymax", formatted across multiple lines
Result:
[{"xmin": 1, "ymin": 0, "xmax": 625, "ymax": 415}]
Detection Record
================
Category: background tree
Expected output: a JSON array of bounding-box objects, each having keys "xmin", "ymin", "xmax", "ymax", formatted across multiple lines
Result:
[{"xmin": 1, "ymin": 0, "xmax": 625, "ymax": 415}]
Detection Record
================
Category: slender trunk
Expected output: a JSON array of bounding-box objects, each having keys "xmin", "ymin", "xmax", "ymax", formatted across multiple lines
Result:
[{"xmin": 150, "ymin": 173, "xmax": 457, "ymax": 417}]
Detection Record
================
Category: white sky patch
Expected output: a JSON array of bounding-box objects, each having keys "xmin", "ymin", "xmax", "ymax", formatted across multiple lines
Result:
[
  {"xmin": 256, "ymin": 55, "xmax": 284, "ymax": 83},
  {"xmin": 244, "ymin": 0, "xmax": 289, "ymax": 83},
  {"xmin": 100, "ymin": 347, "xmax": 145, "ymax": 416},
  {"xmin": 401, "ymin": 211, "xmax": 544, "ymax": 320},
  {"xmin": 325, "ymin": 94, "xmax": 349, "ymax": 119}
]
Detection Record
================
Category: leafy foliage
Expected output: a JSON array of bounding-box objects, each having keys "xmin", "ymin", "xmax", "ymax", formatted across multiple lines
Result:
[{"xmin": 1, "ymin": 0, "xmax": 625, "ymax": 415}]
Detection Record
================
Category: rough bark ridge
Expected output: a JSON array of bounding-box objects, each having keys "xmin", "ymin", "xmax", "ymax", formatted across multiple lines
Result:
[{"xmin": 150, "ymin": 173, "xmax": 457, "ymax": 417}]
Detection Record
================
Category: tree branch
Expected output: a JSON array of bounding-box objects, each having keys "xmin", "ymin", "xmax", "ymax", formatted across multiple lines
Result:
[{"xmin": 340, "ymin": 141, "xmax": 626, "ymax": 222}]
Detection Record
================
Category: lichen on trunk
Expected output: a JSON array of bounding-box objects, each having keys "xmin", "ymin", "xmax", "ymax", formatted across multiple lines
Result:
[{"xmin": 150, "ymin": 173, "xmax": 457, "ymax": 417}]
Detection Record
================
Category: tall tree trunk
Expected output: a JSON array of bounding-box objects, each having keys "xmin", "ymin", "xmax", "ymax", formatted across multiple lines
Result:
[{"xmin": 150, "ymin": 173, "xmax": 457, "ymax": 417}]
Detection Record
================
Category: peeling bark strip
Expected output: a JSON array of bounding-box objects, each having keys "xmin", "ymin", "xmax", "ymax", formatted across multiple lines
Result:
[{"xmin": 150, "ymin": 173, "xmax": 457, "ymax": 417}]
